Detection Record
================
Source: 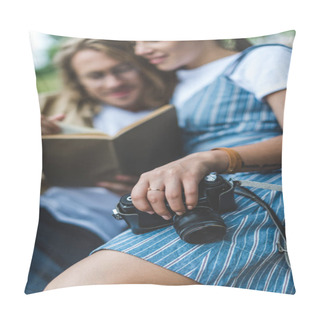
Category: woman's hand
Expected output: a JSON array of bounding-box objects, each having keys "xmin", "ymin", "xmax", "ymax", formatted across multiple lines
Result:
[
  {"xmin": 130, "ymin": 91, "xmax": 286, "ymax": 221},
  {"xmin": 96, "ymin": 175, "xmax": 140, "ymax": 196},
  {"xmin": 131, "ymin": 151, "xmax": 229, "ymax": 220},
  {"xmin": 41, "ymin": 114, "xmax": 65, "ymax": 135}
]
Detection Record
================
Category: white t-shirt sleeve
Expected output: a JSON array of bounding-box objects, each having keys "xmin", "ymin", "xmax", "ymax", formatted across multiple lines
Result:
[{"xmin": 229, "ymin": 46, "xmax": 292, "ymax": 100}]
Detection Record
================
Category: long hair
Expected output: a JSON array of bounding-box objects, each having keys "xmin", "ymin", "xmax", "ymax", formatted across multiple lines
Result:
[{"xmin": 54, "ymin": 38, "xmax": 177, "ymax": 109}]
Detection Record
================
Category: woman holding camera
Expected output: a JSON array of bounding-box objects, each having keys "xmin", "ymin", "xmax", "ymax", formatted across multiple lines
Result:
[{"xmin": 45, "ymin": 39, "xmax": 295, "ymax": 294}]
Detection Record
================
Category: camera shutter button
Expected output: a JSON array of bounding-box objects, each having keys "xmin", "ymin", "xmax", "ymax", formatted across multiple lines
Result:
[{"xmin": 120, "ymin": 194, "xmax": 133, "ymax": 206}]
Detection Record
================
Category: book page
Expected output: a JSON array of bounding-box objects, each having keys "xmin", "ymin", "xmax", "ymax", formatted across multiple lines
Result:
[{"xmin": 57, "ymin": 122, "xmax": 107, "ymax": 135}]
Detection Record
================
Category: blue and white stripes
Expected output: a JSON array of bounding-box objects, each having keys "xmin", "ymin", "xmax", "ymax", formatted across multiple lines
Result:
[
  {"xmin": 94, "ymin": 173, "xmax": 294, "ymax": 293},
  {"xmin": 93, "ymin": 44, "xmax": 295, "ymax": 294},
  {"xmin": 180, "ymin": 75, "xmax": 282, "ymax": 154}
]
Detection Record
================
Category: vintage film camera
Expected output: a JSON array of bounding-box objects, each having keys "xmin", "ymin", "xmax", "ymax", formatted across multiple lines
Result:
[{"xmin": 112, "ymin": 173, "xmax": 237, "ymax": 244}]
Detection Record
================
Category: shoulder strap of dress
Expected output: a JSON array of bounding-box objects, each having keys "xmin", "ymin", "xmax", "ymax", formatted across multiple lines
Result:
[{"xmin": 224, "ymin": 43, "xmax": 292, "ymax": 76}]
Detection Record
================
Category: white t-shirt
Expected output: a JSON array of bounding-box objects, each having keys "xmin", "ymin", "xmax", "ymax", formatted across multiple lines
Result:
[
  {"xmin": 172, "ymin": 46, "xmax": 291, "ymax": 109},
  {"xmin": 93, "ymin": 105, "xmax": 151, "ymax": 135}
]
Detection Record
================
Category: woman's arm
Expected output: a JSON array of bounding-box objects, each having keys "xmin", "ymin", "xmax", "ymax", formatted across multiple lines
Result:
[
  {"xmin": 131, "ymin": 89, "xmax": 286, "ymax": 220},
  {"xmin": 233, "ymin": 135, "xmax": 282, "ymax": 172}
]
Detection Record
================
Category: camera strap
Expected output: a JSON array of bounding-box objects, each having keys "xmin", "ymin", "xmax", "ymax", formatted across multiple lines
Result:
[
  {"xmin": 236, "ymin": 179, "xmax": 282, "ymax": 192},
  {"xmin": 234, "ymin": 180, "xmax": 291, "ymax": 268}
]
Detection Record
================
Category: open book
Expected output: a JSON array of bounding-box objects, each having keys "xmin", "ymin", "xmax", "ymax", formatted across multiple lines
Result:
[{"xmin": 42, "ymin": 104, "xmax": 182, "ymax": 187}]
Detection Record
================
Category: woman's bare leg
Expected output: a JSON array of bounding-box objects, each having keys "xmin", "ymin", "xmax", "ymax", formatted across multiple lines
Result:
[{"xmin": 45, "ymin": 250, "xmax": 198, "ymax": 291}]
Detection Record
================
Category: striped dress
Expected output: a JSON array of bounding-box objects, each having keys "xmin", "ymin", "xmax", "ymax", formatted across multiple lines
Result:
[{"xmin": 93, "ymin": 44, "xmax": 295, "ymax": 294}]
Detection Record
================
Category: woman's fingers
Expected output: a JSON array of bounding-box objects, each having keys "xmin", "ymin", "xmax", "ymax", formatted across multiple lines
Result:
[
  {"xmin": 132, "ymin": 170, "xmax": 173, "ymax": 219},
  {"xmin": 132, "ymin": 173, "xmax": 191, "ymax": 219},
  {"xmin": 164, "ymin": 178, "xmax": 185, "ymax": 215},
  {"xmin": 131, "ymin": 153, "xmax": 214, "ymax": 219},
  {"xmin": 181, "ymin": 176, "xmax": 201, "ymax": 210},
  {"xmin": 131, "ymin": 178, "xmax": 155, "ymax": 214},
  {"xmin": 147, "ymin": 188, "xmax": 171, "ymax": 219},
  {"xmin": 131, "ymin": 173, "xmax": 172, "ymax": 219},
  {"xmin": 163, "ymin": 177, "xmax": 200, "ymax": 214}
]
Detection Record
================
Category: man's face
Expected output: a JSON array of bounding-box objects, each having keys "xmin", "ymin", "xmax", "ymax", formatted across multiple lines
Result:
[{"xmin": 71, "ymin": 49, "xmax": 144, "ymax": 110}]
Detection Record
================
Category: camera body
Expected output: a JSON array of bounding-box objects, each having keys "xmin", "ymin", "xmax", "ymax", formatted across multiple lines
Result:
[{"xmin": 113, "ymin": 173, "xmax": 237, "ymax": 244}]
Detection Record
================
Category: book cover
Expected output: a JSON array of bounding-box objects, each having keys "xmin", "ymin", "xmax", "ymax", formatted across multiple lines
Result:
[{"xmin": 42, "ymin": 104, "xmax": 182, "ymax": 186}]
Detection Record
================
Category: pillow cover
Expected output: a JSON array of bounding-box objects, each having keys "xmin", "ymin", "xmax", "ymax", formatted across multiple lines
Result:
[{"xmin": 25, "ymin": 31, "xmax": 296, "ymax": 294}]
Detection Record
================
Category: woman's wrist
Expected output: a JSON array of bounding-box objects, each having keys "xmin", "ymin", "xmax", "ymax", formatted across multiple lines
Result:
[
  {"xmin": 211, "ymin": 148, "xmax": 243, "ymax": 173},
  {"xmin": 190, "ymin": 150, "xmax": 230, "ymax": 174}
]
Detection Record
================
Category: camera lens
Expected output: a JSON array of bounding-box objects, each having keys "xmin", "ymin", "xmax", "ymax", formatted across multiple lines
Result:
[{"xmin": 173, "ymin": 207, "xmax": 226, "ymax": 244}]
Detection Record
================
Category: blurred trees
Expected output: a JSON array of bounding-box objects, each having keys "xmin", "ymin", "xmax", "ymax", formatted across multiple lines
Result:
[{"xmin": 32, "ymin": 35, "xmax": 67, "ymax": 93}]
